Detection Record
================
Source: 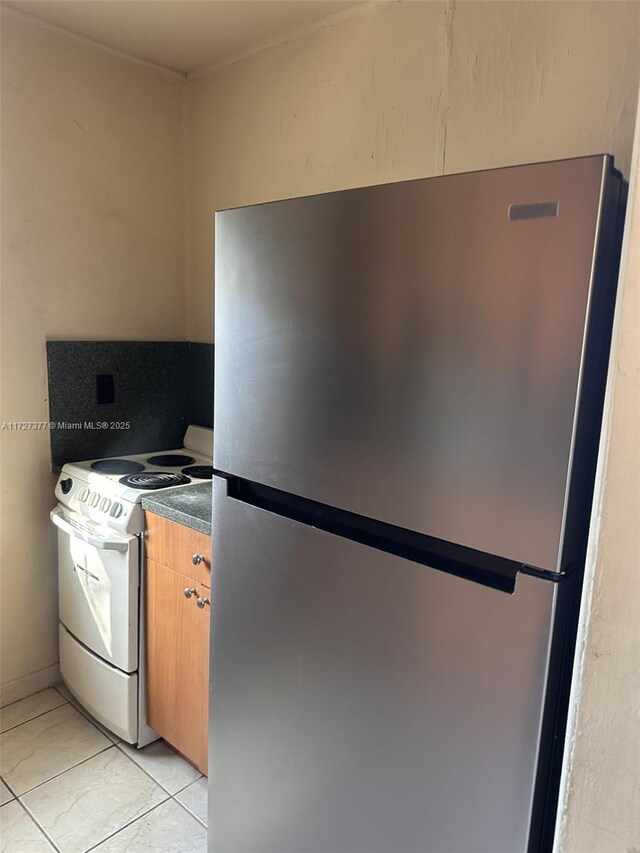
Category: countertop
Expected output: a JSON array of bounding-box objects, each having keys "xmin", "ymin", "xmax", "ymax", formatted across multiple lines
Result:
[{"xmin": 141, "ymin": 482, "xmax": 212, "ymax": 536}]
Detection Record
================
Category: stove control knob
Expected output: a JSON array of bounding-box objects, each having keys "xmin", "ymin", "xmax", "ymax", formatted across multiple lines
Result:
[
  {"xmin": 89, "ymin": 492, "xmax": 100, "ymax": 508},
  {"xmin": 60, "ymin": 478, "xmax": 73, "ymax": 495},
  {"xmin": 110, "ymin": 502, "xmax": 123, "ymax": 519},
  {"xmin": 78, "ymin": 488, "xmax": 89, "ymax": 503},
  {"xmin": 100, "ymin": 497, "xmax": 112, "ymax": 513}
]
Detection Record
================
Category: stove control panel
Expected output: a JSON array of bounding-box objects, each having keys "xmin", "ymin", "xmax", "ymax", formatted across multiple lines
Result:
[
  {"xmin": 82, "ymin": 491, "xmax": 122, "ymax": 516},
  {"xmin": 54, "ymin": 475, "xmax": 138, "ymax": 533}
]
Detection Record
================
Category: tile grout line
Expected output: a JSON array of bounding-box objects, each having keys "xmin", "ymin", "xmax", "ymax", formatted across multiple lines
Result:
[
  {"xmin": 171, "ymin": 790, "xmax": 207, "ymax": 829},
  {"xmin": 52, "ymin": 685, "xmax": 69, "ymax": 700},
  {"xmin": 171, "ymin": 771, "xmax": 205, "ymax": 796},
  {"xmin": 56, "ymin": 684, "xmax": 204, "ymax": 800},
  {"xmin": 1, "ymin": 699, "xmax": 114, "ymax": 796},
  {"xmin": 0, "ymin": 688, "xmax": 64, "ymax": 711},
  {"xmin": 0, "ymin": 773, "xmax": 18, "ymax": 807},
  {"xmin": 12, "ymin": 796, "xmax": 62, "ymax": 852},
  {"xmin": 6, "ymin": 768, "xmax": 206, "ymax": 844},
  {"xmin": 81, "ymin": 795, "xmax": 207, "ymax": 851},
  {"xmin": 82, "ymin": 796, "xmax": 172, "ymax": 852},
  {"xmin": 15, "ymin": 744, "xmax": 115, "ymax": 798},
  {"xmin": 6, "ymin": 686, "xmax": 208, "ymax": 845},
  {"xmin": 17, "ymin": 746, "xmax": 171, "ymax": 852},
  {"xmin": 0, "ymin": 698, "xmax": 69, "ymax": 735},
  {"xmin": 54, "ymin": 684, "xmax": 204, "ymax": 795},
  {"xmin": 113, "ymin": 740, "xmax": 181, "ymax": 795},
  {"xmin": 53, "ymin": 692, "xmax": 122, "ymax": 746},
  {"xmin": 113, "ymin": 739, "xmax": 204, "ymax": 799}
]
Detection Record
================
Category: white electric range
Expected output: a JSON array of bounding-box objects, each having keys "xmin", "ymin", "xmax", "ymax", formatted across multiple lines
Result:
[{"xmin": 51, "ymin": 425, "xmax": 213, "ymax": 746}]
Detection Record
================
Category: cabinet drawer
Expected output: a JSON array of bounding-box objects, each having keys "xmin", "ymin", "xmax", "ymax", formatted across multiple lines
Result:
[{"xmin": 144, "ymin": 512, "xmax": 211, "ymax": 586}]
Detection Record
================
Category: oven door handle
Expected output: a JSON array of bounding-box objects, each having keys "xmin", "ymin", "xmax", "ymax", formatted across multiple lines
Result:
[{"xmin": 50, "ymin": 508, "xmax": 129, "ymax": 552}]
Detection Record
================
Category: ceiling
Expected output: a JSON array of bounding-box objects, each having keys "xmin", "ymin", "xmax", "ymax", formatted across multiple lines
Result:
[{"xmin": 4, "ymin": 0, "xmax": 361, "ymax": 76}]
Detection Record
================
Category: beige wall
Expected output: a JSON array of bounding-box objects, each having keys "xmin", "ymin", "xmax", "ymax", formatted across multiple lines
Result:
[
  {"xmin": 185, "ymin": 0, "xmax": 640, "ymax": 343},
  {"xmin": 0, "ymin": 10, "xmax": 185, "ymax": 703},
  {"xmin": 557, "ymin": 95, "xmax": 640, "ymax": 853}
]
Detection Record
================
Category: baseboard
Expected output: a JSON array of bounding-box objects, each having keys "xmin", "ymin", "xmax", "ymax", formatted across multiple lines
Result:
[{"xmin": 0, "ymin": 663, "xmax": 61, "ymax": 707}]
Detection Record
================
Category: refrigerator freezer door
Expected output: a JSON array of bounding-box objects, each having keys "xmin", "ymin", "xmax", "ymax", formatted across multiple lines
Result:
[
  {"xmin": 215, "ymin": 156, "xmax": 611, "ymax": 571},
  {"xmin": 209, "ymin": 481, "xmax": 556, "ymax": 853}
]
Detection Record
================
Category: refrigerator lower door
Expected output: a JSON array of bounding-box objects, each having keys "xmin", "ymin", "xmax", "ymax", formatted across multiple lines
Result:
[{"xmin": 209, "ymin": 483, "xmax": 556, "ymax": 853}]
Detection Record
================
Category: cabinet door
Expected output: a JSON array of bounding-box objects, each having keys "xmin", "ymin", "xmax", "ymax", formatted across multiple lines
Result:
[{"xmin": 146, "ymin": 557, "xmax": 209, "ymax": 773}]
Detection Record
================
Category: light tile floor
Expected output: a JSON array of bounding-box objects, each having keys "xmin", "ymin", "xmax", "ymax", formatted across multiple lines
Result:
[{"xmin": 0, "ymin": 686, "xmax": 207, "ymax": 852}]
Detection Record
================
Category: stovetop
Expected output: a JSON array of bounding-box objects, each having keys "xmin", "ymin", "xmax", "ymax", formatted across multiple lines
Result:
[{"xmin": 53, "ymin": 425, "xmax": 213, "ymax": 533}]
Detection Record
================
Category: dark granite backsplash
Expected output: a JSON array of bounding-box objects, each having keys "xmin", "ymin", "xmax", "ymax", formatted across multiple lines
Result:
[
  {"xmin": 47, "ymin": 341, "xmax": 214, "ymax": 469},
  {"xmin": 188, "ymin": 342, "xmax": 215, "ymax": 430}
]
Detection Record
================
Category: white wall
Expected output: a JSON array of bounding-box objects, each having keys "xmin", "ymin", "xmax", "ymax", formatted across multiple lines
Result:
[
  {"xmin": 557, "ymin": 93, "xmax": 640, "ymax": 853},
  {"xmin": 185, "ymin": 0, "xmax": 640, "ymax": 343},
  {"xmin": 0, "ymin": 10, "xmax": 185, "ymax": 703}
]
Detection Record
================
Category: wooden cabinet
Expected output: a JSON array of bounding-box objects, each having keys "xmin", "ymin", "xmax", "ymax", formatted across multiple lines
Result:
[
  {"xmin": 145, "ymin": 511, "xmax": 212, "ymax": 587},
  {"xmin": 144, "ymin": 512, "xmax": 211, "ymax": 774}
]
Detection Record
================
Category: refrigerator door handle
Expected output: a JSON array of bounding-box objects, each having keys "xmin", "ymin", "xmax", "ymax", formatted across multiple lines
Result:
[
  {"xmin": 220, "ymin": 474, "xmax": 523, "ymax": 594},
  {"xmin": 520, "ymin": 563, "xmax": 571, "ymax": 583}
]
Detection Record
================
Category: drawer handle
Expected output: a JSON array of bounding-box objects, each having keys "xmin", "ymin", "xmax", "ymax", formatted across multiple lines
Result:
[
  {"xmin": 183, "ymin": 587, "xmax": 197, "ymax": 599},
  {"xmin": 196, "ymin": 596, "xmax": 210, "ymax": 609},
  {"xmin": 192, "ymin": 554, "xmax": 206, "ymax": 566}
]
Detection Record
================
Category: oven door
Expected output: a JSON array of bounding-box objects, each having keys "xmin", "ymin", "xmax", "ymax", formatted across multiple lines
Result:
[{"xmin": 51, "ymin": 506, "xmax": 139, "ymax": 673}]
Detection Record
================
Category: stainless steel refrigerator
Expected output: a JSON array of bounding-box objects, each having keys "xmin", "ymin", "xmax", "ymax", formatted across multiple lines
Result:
[{"xmin": 210, "ymin": 155, "xmax": 624, "ymax": 852}]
